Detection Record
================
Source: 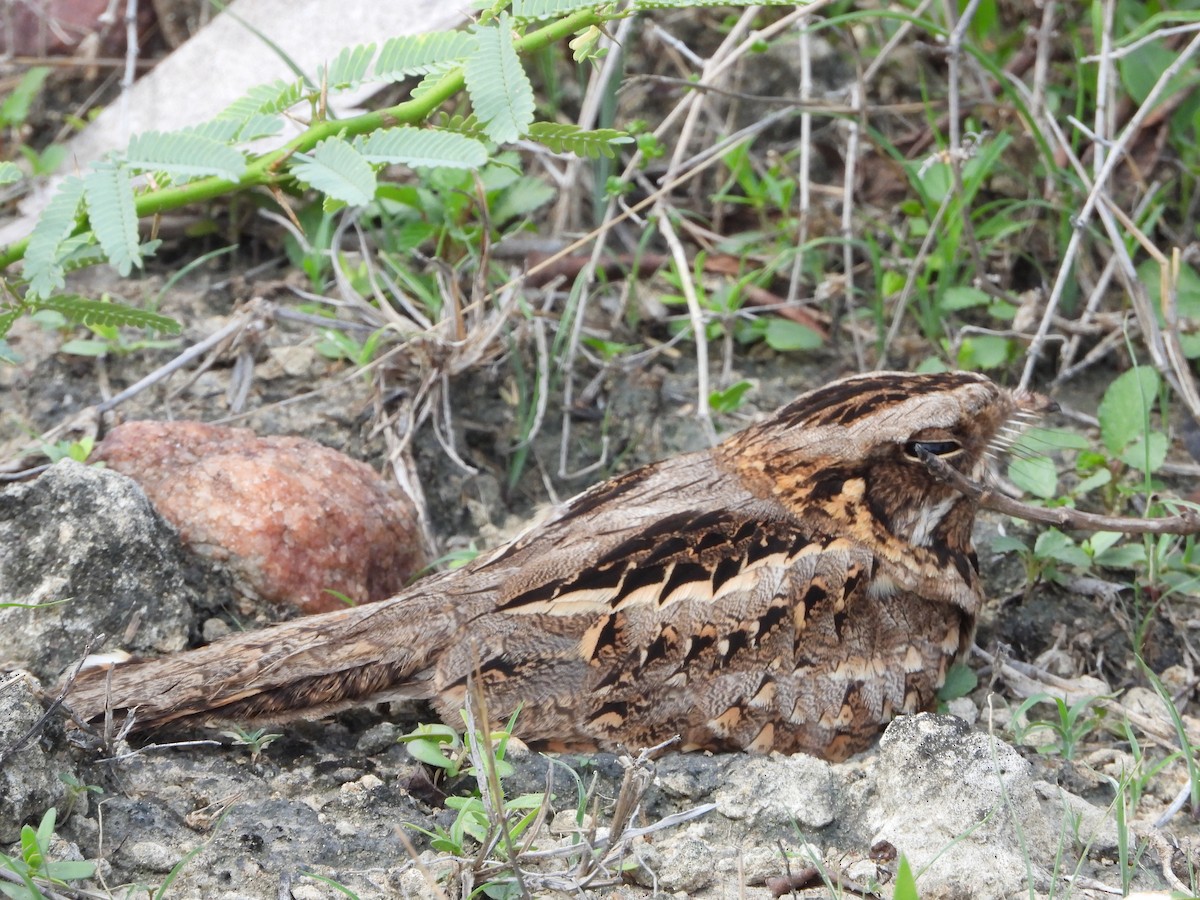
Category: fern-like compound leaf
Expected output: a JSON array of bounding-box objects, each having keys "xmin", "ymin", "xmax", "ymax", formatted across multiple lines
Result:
[
  {"xmin": 127, "ymin": 131, "xmax": 248, "ymax": 181},
  {"xmin": 511, "ymin": 0, "xmax": 600, "ymax": 18},
  {"xmin": 83, "ymin": 162, "xmax": 141, "ymax": 277},
  {"xmin": 34, "ymin": 294, "xmax": 181, "ymax": 333},
  {"xmin": 320, "ymin": 42, "xmax": 377, "ymax": 90},
  {"xmin": 357, "ymin": 127, "xmax": 488, "ymax": 169},
  {"xmin": 464, "ymin": 16, "xmax": 535, "ymax": 145},
  {"xmin": 527, "ymin": 122, "xmax": 632, "ymax": 158},
  {"xmin": 374, "ymin": 31, "xmax": 478, "ymax": 81},
  {"xmin": 290, "ymin": 137, "xmax": 377, "ymax": 207},
  {"xmin": 25, "ymin": 176, "xmax": 85, "ymax": 299}
]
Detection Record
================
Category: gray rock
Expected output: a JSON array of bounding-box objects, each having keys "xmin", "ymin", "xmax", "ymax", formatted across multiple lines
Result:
[
  {"xmin": 0, "ymin": 461, "xmax": 201, "ymax": 681},
  {"xmin": 0, "ymin": 673, "xmax": 66, "ymax": 842},
  {"xmin": 872, "ymin": 713, "xmax": 1056, "ymax": 900},
  {"xmin": 629, "ymin": 835, "xmax": 715, "ymax": 893},
  {"xmin": 714, "ymin": 753, "xmax": 838, "ymax": 830}
]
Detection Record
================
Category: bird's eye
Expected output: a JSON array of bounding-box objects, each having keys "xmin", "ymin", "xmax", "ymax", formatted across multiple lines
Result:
[{"xmin": 904, "ymin": 439, "xmax": 962, "ymax": 459}]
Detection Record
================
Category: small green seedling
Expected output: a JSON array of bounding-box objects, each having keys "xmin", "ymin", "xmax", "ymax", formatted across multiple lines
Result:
[{"xmin": 0, "ymin": 808, "xmax": 96, "ymax": 900}]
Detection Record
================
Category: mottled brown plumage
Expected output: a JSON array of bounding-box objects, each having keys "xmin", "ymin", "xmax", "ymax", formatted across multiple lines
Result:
[{"xmin": 67, "ymin": 371, "xmax": 1050, "ymax": 760}]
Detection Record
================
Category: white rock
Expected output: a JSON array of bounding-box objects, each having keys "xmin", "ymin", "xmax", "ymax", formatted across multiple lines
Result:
[{"xmin": 872, "ymin": 713, "xmax": 1057, "ymax": 900}]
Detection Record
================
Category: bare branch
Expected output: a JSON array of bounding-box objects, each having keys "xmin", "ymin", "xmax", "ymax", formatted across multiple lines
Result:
[{"xmin": 918, "ymin": 447, "xmax": 1200, "ymax": 534}]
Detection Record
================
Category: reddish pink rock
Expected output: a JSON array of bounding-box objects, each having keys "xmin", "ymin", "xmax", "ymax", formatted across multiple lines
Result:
[{"xmin": 95, "ymin": 421, "xmax": 427, "ymax": 614}]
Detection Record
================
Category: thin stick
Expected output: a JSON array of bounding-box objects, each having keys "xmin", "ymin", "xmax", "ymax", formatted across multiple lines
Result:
[{"xmin": 918, "ymin": 447, "xmax": 1200, "ymax": 534}]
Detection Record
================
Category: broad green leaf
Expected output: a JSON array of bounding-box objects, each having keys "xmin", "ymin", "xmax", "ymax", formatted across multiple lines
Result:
[
  {"xmin": 1097, "ymin": 367, "xmax": 1160, "ymax": 456},
  {"xmin": 127, "ymin": 130, "xmax": 247, "ymax": 180},
  {"xmin": 290, "ymin": 137, "xmax": 377, "ymax": 207},
  {"xmin": 465, "ymin": 16, "xmax": 535, "ymax": 144},
  {"xmin": 1118, "ymin": 431, "xmax": 1167, "ymax": 474},
  {"xmin": 0, "ymin": 66, "xmax": 51, "ymax": 127},
  {"xmin": 956, "ymin": 335, "xmax": 1014, "ymax": 370},
  {"xmin": 1119, "ymin": 40, "xmax": 1178, "ymax": 105},
  {"xmin": 1008, "ymin": 456, "xmax": 1058, "ymax": 499},
  {"xmin": 763, "ymin": 318, "xmax": 822, "ymax": 351},
  {"xmin": 1015, "ymin": 427, "xmax": 1091, "ymax": 454},
  {"xmin": 894, "ymin": 855, "xmax": 920, "ymax": 900},
  {"xmin": 82, "ymin": 162, "xmax": 141, "ymax": 276},
  {"xmin": 1085, "ymin": 531, "xmax": 1123, "ymax": 558},
  {"xmin": 991, "ymin": 535, "xmax": 1030, "ymax": 555},
  {"xmin": 0, "ymin": 162, "xmax": 21, "ymax": 185},
  {"xmin": 1137, "ymin": 257, "xmax": 1200, "ymax": 358},
  {"xmin": 358, "ymin": 127, "xmax": 488, "ymax": 169},
  {"xmin": 1095, "ymin": 543, "xmax": 1148, "ymax": 569},
  {"xmin": 938, "ymin": 662, "xmax": 978, "ymax": 701},
  {"xmin": 1074, "ymin": 468, "xmax": 1112, "ymax": 494},
  {"xmin": 940, "ymin": 285, "xmax": 990, "ymax": 311},
  {"xmin": 1034, "ymin": 528, "xmax": 1090, "ymax": 568},
  {"xmin": 43, "ymin": 859, "xmax": 96, "ymax": 880},
  {"xmin": 25, "ymin": 176, "xmax": 85, "ymax": 299},
  {"xmin": 491, "ymin": 176, "xmax": 555, "ymax": 222},
  {"xmin": 709, "ymin": 379, "xmax": 754, "ymax": 414}
]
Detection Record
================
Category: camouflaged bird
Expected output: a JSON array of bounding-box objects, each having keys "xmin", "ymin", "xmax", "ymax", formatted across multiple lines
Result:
[{"xmin": 67, "ymin": 370, "xmax": 1050, "ymax": 761}]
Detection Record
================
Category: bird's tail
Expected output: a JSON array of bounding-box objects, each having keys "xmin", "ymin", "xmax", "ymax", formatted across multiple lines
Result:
[{"xmin": 65, "ymin": 588, "xmax": 462, "ymax": 733}]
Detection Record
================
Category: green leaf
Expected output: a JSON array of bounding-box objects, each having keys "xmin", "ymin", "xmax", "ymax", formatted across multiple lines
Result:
[
  {"xmin": 1073, "ymin": 468, "xmax": 1112, "ymax": 495},
  {"xmin": 1097, "ymin": 367, "xmax": 1160, "ymax": 456},
  {"xmin": 894, "ymin": 855, "xmax": 920, "ymax": 900},
  {"xmin": 319, "ymin": 42, "xmax": 377, "ymax": 89},
  {"xmin": 763, "ymin": 318, "xmax": 823, "ymax": 351},
  {"xmin": 290, "ymin": 137, "xmax": 377, "ymax": 207},
  {"xmin": 374, "ymin": 30, "xmax": 477, "ymax": 80},
  {"xmin": 357, "ymin": 127, "xmax": 488, "ymax": 169},
  {"xmin": 82, "ymin": 162, "xmax": 141, "ymax": 276},
  {"xmin": 512, "ymin": 0, "xmax": 600, "ymax": 17},
  {"xmin": 709, "ymin": 379, "xmax": 754, "ymax": 414},
  {"xmin": 491, "ymin": 176, "xmax": 556, "ymax": 223},
  {"xmin": 1137, "ymin": 258, "xmax": 1200, "ymax": 358},
  {"xmin": 35, "ymin": 295, "xmax": 181, "ymax": 333},
  {"xmin": 1118, "ymin": 431, "xmax": 1167, "ymax": 474},
  {"xmin": 527, "ymin": 122, "xmax": 633, "ymax": 158},
  {"xmin": 956, "ymin": 335, "xmax": 1014, "ymax": 370},
  {"xmin": 1034, "ymin": 528, "xmax": 1090, "ymax": 568},
  {"xmin": 635, "ymin": 0, "xmax": 798, "ymax": 6},
  {"xmin": 25, "ymin": 176, "xmax": 85, "ymax": 299},
  {"xmin": 1085, "ymin": 531, "xmax": 1123, "ymax": 558},
  {"xmin": 1016, "ymin": 427, "xmax": 1090, "ymax": 454},
  {"xmin": 43, "ymin": 859, "xmax": 96, "ymax": 880},
  {"xmin": 0, "ymin": 66, "xmax": 51, "ymax": 127},
  {"xmin": 126, "ymin": 130, "xmax": 248, "ymax": 180},
  {"xmin": 0, "ymin": 162, "xmax": 22, "ymax": 185},
  {"xmin": 991, "ymin": 535, "xmax": 1029, "ymax": 555},
  {"xmin": 1095, "ymin": 543, "xmax": 1147, "ymax": 569},
  {"xmin": 1008, "ymin": 456, "xmax": 1058, "ymax": 499},
  {"xmin": 938, "ymin": 662, "xmax": 978, "ymax": 701},
  {"xmin": 939, "ymin": 285, "xmax": 990, "ymax": 311},
  {"xmin": 1119, "ymin": 40, "xmax": 1178, "ymax": 105},
  {"xmin": 220, "ymin": 78, "xmax": 306, "ymax": 119},
  {"xmin": 465, "ymin": 16, "xmax": 536, "ymax": 144}
]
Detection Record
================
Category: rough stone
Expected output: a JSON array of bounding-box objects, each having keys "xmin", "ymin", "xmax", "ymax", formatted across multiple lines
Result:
[
  {"xmin": 0, "ymin": 673, "xmax": 66, "ymax": 842},
  {"xmin": 873, "ymin": 713, "xmax": 1058, "ymax": 900},
  {"xmin": 94, "ymin": 420, "xmax": 427, "ymax": 613},
  {"xmin": 713, "ymin": 752, "xmax": 838, "ymax": 830},
  {"xmin": 629, "ymin": 836, "xmax": 715, "ymax": 893},
  {"xmin": 0, "ymin": 461, "xmax": 199, "ymax": 680}
]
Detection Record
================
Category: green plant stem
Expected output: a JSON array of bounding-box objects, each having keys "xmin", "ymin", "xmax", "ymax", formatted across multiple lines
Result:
[{"xmin": 0, "ymin": 8, "xmax": 603, "ymax": 271}]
